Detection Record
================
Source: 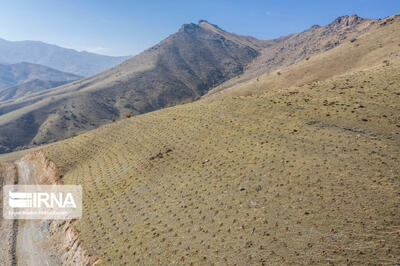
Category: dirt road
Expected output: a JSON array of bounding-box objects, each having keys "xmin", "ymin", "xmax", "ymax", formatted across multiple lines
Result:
[
  {"xmin": 0, "ymin": 162, "xmax": 18, "ymax": 265},
  {"xmin": 15, "ymin": 159, "xmax": 61, "ymax": 266}
]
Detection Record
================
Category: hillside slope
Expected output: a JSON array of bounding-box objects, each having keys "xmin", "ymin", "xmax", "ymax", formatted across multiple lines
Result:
[
  {"xmin": 0, "ymin": 38, "xmax": 129, "ymax": 76},
  {"xmin": 206, "ymin": 14, "xmax": 398, "ymax": 97},
  {"xmin": 0, "ymin": 79, "xmax": 75, "ymax": 103},
  {"xmin": 0, "ymin": 62, "xmax": 80, "ymax": 89},
  {"xmin": 0, "ymin": 21, "xmax": 266, "ymax": 153},
  {"xmin": 41, "ymin": 58, "xmax": 400, "ymax": 265}
]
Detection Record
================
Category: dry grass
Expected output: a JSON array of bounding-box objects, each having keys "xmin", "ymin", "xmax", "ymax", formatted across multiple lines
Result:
[
  {"xmin": 43, "ymin": 59, "xmax": 400, "ymax": 265},
  {"xmin": 206, "ymin": 14, "xmax": 400, "ymax": 98}
]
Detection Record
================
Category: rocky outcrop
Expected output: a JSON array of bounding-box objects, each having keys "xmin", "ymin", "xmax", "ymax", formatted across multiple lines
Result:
[
  {"xmin": 330, "ymin": 14, "xmax": 365, "ymax": 28},
  {"xmin": 48, "ymin": 219, "xmax": 101, "ymax": 265},
  {"xmin": 23, "ymin": 150, "xmax": 60, "ymax": 184}
]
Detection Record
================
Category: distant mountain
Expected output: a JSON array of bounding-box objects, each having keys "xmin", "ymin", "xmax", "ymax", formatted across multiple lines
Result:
[
  {"xmin": 0, "ymin": 38, "xmax": 130, "ymax": 76},
  {"xmin": 0, "ymin": 62, "xmax": 81, "ymax": 89}
]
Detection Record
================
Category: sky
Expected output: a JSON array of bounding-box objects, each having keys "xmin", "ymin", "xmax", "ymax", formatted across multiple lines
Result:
[{"xmin": 0, "ymin": 0, "xmax": 399, "ymax": 56}]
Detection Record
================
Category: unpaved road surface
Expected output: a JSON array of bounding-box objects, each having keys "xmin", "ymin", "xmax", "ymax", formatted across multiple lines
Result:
[
  {"xmin": 0, "ymin": 162, "xmax": 18, "ymax": 265},
  {"xmin": 15, "ymin": 160, "xmax": 61, "ymax": 266}
]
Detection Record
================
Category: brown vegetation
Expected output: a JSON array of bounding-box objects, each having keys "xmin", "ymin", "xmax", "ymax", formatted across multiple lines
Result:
[{"xmin": 42, "ymin": 59, "xmax": 400, "ymax": 264}]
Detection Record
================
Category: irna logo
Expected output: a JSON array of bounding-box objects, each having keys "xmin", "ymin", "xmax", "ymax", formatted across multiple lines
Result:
[
  {"xmin": 8, "ymin": 191, "xmax": 77, "ymax": 208},
  {"xmin": 3, "ymin": 185, "xmax": 82, "ymax": 220}
]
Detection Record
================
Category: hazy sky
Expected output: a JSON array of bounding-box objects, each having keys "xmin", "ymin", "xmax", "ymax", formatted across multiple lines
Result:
[{"xmin": 0, "ymin": 0, "xmax": 399, "ymax": 56}]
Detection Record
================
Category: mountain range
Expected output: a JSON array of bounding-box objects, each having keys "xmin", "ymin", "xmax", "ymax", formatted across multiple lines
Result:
[
  {"xmin": 0, "ymin": 15, "xmax": 398, "ymax": 153},
  {"xmin": 0, "ymin": 38, "xmax": 130, "ymax": 76},
  {"xmin": 0, "ymin": 61, "xmax": 82, "ymax": 107}
]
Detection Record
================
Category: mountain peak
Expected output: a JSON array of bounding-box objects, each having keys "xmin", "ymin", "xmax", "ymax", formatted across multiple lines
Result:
[
  {"xmin": 178, "ymin": 20, "xmax": 224, "ymax": 35},
  {"xmin": 331, "ymin": 14, "xmax": 364, "ymax": 27},
  {"xmin": 198, "ymin": 19, "xmax": 210, "ymax": 24},
  {"xmin": 179, "ymin": 23, "xmax": 201, "ymax": 33},
  {"xmin": 198, "ymin": 20, "xmax": 224, "ymax": 33}
]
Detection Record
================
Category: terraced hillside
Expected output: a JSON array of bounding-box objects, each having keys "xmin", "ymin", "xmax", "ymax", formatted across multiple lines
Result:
[{"xmin": 42, "ymin": 58, "xmax": 400, "ymax": 264}]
